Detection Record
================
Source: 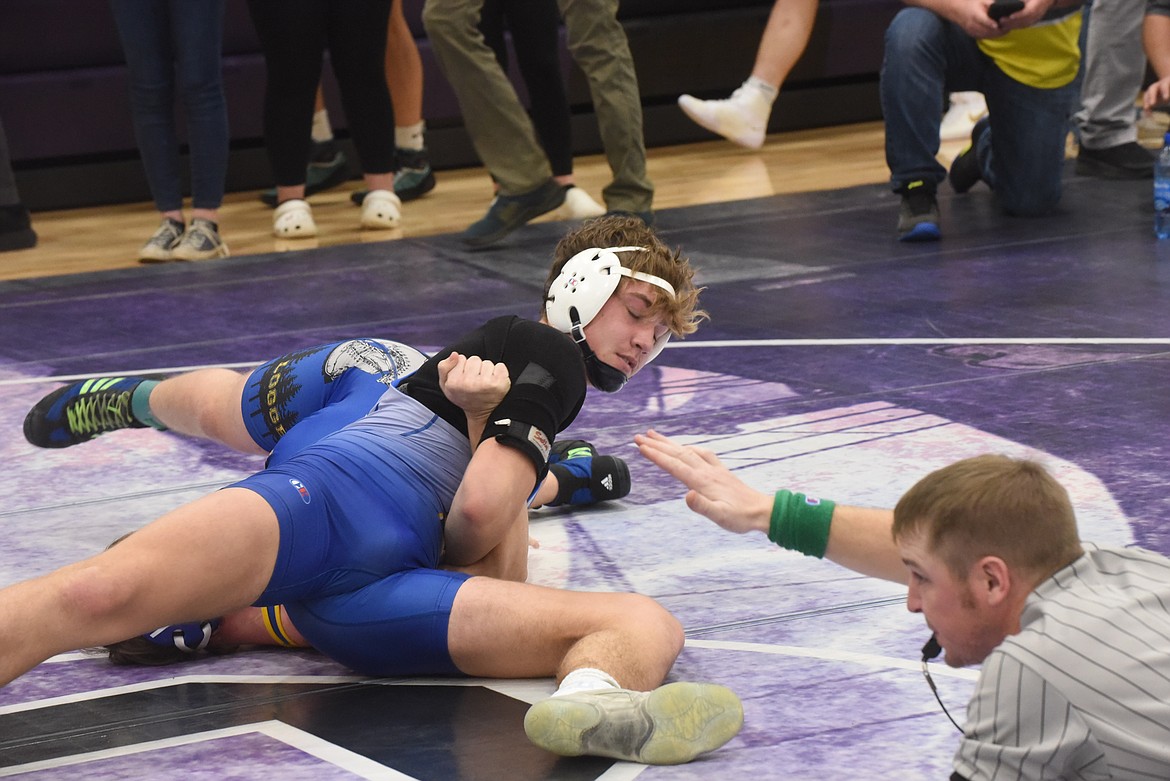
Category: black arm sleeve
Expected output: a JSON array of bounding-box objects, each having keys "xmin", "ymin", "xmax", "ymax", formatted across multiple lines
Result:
[{"xmin": 400, "ymin": 316, "xmax": 586, "ymax": 442}]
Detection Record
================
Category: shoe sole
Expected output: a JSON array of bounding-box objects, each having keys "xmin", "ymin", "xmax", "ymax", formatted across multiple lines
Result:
[
  {"xmin": 899, "ymin": 223, "xmax": 941, "ymax": 242},
  {"xmin": 396, "ymin": 170, "xmax": 436, "ymax": 202},
  {"xmin": 523, "ymin": 683, "xmax": 743, "ymax": 765},
  {"xmin": 138, "ymin": 246, "xmax": 176, "ymax": 263},
  {"xmin": 171, "ymin": 247, "xmax": 230, "ymax": 261}
]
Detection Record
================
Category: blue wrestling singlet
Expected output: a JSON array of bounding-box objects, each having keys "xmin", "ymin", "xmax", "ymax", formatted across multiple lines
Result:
[
  {"xmin": 287, "ymin": 568, "xmax": 473, "ymax": 676},
  {"xmin": 235, "ymin": 389, "xmax": 469, "ymax": 605}
]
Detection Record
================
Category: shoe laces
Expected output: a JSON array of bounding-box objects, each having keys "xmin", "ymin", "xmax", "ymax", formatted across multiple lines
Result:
[
  {"xmin": 188, "ymin": 219, "xmax": 223, "ymax": 248},
  {"xmin": 150, "ymin": 220, "xmax": 183, "ymax": 245},
  {"xmin": 66, "ymin": 391, "xmax": 135, "ymax": 437}
]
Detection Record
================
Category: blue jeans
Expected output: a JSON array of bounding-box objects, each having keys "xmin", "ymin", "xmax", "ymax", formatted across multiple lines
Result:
[
  {"xmin": 880, "ymin": 8, "xmax": 1078, "ymax": 215},
  {"xmin": 110, "ymin": 0, "xmax": 229, "ymax": 212}
]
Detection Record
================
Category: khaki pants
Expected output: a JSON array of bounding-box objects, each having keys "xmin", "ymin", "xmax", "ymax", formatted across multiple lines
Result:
[{"xmin": 423, "ymin": 0, "xmax": 653, "ymax": 211}]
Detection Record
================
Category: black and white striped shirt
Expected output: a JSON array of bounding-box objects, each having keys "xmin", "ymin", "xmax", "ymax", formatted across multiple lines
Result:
[{"xmin": 953, "ymin": 544, "xmax": 1170, "ymax": 780}]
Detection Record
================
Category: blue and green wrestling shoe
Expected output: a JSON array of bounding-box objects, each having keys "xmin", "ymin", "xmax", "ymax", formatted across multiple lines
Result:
[
  {"xmin": 24, "ymin": 377, "xmax": 151, "ymax": 448},
  {"xmin": 546, "ymin": 440, "xmax": 632, "ymax": 507}
]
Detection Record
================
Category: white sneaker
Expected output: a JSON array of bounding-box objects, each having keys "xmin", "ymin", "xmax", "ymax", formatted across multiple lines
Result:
[
  {"xmin": 523, "ymin": 682, "xmax": 743, "ymax": 765},
  {"xmin": 678, "ymin": 86, "xmax": 772, "ymax": 149},
  {"xmin": 273, "ymin": 199, "xmax": 317, "ymax": 238},
  {"xmin": 359, "ymin": 189, "xmax": 402, "ymax": 230},
  {"xmin": 553, "ymin": 186, "xmax": 605, "ymax": 220},
  {"xmin": 940, "ymin": 92, "xmax": 988, "ymax": 142}
]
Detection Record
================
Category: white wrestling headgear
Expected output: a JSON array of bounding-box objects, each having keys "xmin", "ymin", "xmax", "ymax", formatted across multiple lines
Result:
[{"xmin": 545, "ymin": 246, "xmax": 676, "ymax": 392}]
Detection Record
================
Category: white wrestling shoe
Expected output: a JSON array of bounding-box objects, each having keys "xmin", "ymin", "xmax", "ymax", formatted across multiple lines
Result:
[
  {"xmin": 940, "ymin": 92, "xmax": 988, "ymax": 142},
  {"xmin": 359, "ymin": 189, "xmax": 402, "ymax": 230},
  {"xmin": 272, "ymin": 199, "xmax": 317, "ymax": 238},
  {"xmin": 678, "ymin": 86, "xmax": 772, "ymax": 150},
  {"xmin": 523, "ymin": 682, "xmax": 743, "ymax": 765}
]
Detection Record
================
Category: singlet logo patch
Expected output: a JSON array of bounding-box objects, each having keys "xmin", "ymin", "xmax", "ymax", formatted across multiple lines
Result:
[{"xmin": 289, "ymin": 478, "xmax": 311, "ymax": 505}]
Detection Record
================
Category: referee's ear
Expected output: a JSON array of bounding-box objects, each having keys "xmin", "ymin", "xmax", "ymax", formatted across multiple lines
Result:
[{"xmin": 972, "ymin": 555, "xmax": 1013, "ymax": 608}]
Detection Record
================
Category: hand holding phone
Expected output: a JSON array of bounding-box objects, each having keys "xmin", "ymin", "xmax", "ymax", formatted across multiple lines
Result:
[{"xmin": 989, "ymin": 0, "xmax": 1024, "ymax": 20}]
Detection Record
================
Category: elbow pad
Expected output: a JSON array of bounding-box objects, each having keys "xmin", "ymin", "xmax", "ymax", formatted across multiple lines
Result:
[{"xmin": 482, "ymin": 417, "xmax": 552, "ymax": 487}]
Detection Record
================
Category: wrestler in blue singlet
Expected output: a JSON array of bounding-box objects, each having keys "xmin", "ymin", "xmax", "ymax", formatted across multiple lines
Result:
[{"xmin": 230, "ymin": 317, "xmax": 587, "ymax": 676}]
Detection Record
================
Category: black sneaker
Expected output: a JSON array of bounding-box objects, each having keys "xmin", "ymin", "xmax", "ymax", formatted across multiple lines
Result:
[
  {"xmin": 393, "ymin": 147, "xmax": 436, "ymax": 201},
  {"xmin": 1076, "ymin": 141, "xmax": 1155, "ymax": 180},
  {"xmin": 350, "ymin": 147, "xmax": 437, "ymax": 206},
  {"xmin": 460, "ymin": 179, "xmax": 566, "ymax": 248},
  {"xmin": 259, "ymin": 140, "xmax": 351, "ymax": 207},
  {"xmin": 949, "ymin": 117, "xmax": 989, "ymax": 194},
  {"xmin": 896, "ymin": 180, "xmax": 940, "ymax": 242},
  {"xmin": 24, "ymin": 377, "xmax": 149, "ymax": 448},
  {"xmin": 547, "ymin": 454, "xmax": 632, "ymax": 507},
  {"xmin": 0, "ymin": 204, "xmax": 37, "ymax": 252}
]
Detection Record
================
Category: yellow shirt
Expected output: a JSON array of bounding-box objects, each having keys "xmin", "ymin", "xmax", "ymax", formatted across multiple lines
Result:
[{"xmin": 977, "ymin": 8, "xmax": 1082, "ymax": 89}]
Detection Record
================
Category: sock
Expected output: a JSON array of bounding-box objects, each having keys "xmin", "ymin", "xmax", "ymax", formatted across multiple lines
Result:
[
  {"xmin": 395, "ymin": 121, "xmax": 426, "ymax": 151},
  {"xmin": 551, "ymin": 667, "xmax": 621, "ymax": 697},
  {"xmin": 742, "ymin": 76, "xmax": 779, "ymax": 104},
  {"xmin": 311, "ymin": 109, "xmax": 333, "ymax": 143},
  {"xmin": 130, "ymin": 380, "xmax": 166, "ymax": 430}
]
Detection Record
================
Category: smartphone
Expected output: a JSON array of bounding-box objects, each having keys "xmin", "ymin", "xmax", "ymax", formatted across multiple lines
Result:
[{"xmin": 989, "ymin": 0, "xmax": 1024, "ymax": 20}]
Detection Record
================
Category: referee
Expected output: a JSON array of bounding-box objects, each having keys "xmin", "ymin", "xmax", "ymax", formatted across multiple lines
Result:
[{"xmin": 638, "ymin": 432, "xmax": 1170, "ymax": 780}]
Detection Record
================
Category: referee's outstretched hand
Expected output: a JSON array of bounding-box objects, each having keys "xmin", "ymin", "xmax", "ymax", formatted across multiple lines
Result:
[{"xmin": 636, "ymin": 429, "xmax": 772, "ymax": 537}]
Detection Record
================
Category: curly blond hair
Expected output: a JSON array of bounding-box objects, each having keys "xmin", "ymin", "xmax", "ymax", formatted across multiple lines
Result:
[{"xmin": 542, "ymin": 216, "xmax": 707, "ymax": 337}]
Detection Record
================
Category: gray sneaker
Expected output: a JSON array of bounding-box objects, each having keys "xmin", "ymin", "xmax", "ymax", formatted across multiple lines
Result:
[
  {"xmin": 896, "ymin": 181, "xmax": 940, "ymax": 242},
  {"xmin": 523, "ymin": 682, "xmax": 743, "ymax": 765},
  {"xmin": 172, "ymin": 218, "xmax": 229, "ymax": 261},
  {"xmin": 138, "ymin": 217, "xmax": 185, "ymax": 263}
]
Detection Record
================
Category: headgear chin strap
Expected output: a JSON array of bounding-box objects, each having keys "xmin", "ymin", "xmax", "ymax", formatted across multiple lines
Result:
[
  {"xmin": 142, "ymin": 619, "xmax": 221, "ymax": 653},
  {"xmin": 546, "ymin": 246, "xmax": 676, "ymax": 393}
]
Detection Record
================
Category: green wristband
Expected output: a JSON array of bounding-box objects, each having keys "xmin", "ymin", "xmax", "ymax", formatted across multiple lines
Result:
[{"xmin": 768, "ymin": 489, "xmax": 835, "ymax": 558}]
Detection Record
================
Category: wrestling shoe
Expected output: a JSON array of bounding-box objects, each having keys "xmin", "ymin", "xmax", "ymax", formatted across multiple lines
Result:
[
  {"xmin": 896, "ymin": 180, "xmax": 940, "ymax": 243},
  {"xmin": 523, "ymin": 682, "xmax": 744, "ymax": 765},
  {"xmin": 547, "ymin": 447, "xmax": 631, "ymax": 507},
  {"xmin": 545, "ymin": 439, "xmax": 631, "ymax": 507},
  {"xmin": 259, "ymin": 140, "xmax": 350, "ymax": 207},
  {"xmin": 24, "ymin": 377, "xmax": 149, "ymax": 448},
  {"xmin": 677, "ymin": 85, "xmax": 771, "ymax": 149},
  {"xmin": 548, "ymin": 439, "xmax": 598, "ymax": 464},
  {"xmin": 460, "ymin": 178, "xmax": 565, "ymax": 248}
]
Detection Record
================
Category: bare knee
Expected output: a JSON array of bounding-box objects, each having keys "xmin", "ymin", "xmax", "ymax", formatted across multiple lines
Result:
[
  {"xmin": 56, "ymin": 563, "xmax": 140, "ymax": 631},
  {"xmin": 615, "ymin": 593, "xmax": 685, "ymax": 658}
]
